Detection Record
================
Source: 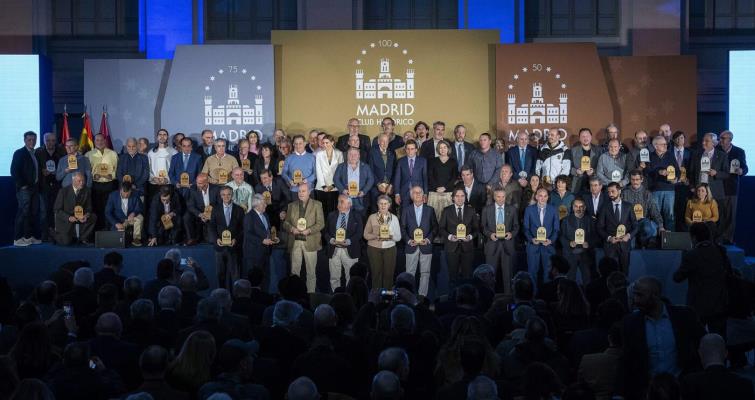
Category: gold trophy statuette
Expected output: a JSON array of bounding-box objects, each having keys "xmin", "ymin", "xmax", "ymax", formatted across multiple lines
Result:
[
  {"xmin": 495, "ymin": 223, "xmax": 506, "ymax": 239},
  {"xmin": 575, "ymin": 228, "xmax": 585, "ymax": 245},
  {"xmin": 97, "ymin": 163, "xmax": 110, "ymax": 176},
  {"xmin": 379, "ymin": 224, "xmax": 390, "ymax": 240},
  {"xmin": 580, "ymin": 156, "xmax": 591, "ymax": 172},
  {"xmin": 293, "ymin": 169, "xmax": 303, "ymax": 185},
  {"xmin": 161, "ymin": 214, "xmax": 173, "ymax": 230},
  {"xmin": 221, "ymin": 230, "xmax": 232, "ymax": 246},
  {"xmin": 335, "ymin": 228, "xmax": 346, "ymax": 243},
  {"xmin": 68, "ymin": 155, "xmax": 78, "ymax": 170},
  {"xmin": 73, "ymin": 205, "xmax": 84, "ymax": 220},
  {"xmin": 616, "ymin": 224, "xmax": 626, "ymax": 238},
  {"xmin": 217, "ymin": 168, "xmax": 228, "ymax": 184},
  {"xmin": 158, "ymin": 169, "xmax": 167, "ymax": 178},
  {"xmin": 270, "ymin": 226, "xmax": 278, "ymax": 242},
  {"xmin": 536, "ymin": 226, "xmax": 547, "ymax": 242},
  {"xmin": 456, "ymin": 224, "xmax": 467, "ymax": 240},
  {"xmin": 203, "ymin": 205, "xmax": 213, "ymax": 219},
  {"xmin": 666, "ymin": 165, "xmax": 676, "ymax": 181},
  {"xmin": 558, "ymin": 205, "xmax": 568, "ymax": 220},
  {"xmin": 263, "ymin": 191, "xmax": 271, "ymax": 205},
  {"xmin": 296, "ymin": 217, "xmax": 307, "ymax": 232},
  {"xmin": 241, "ymin": 158, "xmax": 251, "ymax": 170},
  {"xmin": 180, "ymin": 172, "xmax": 190, "ymax": 187},
  {"xmin": 122, "ymin": 174, "xmax": 132, "ymax": 183},
  {"xmin": 692, "ymin": 210, "xmax": 703, "ymax": 223},
  {"xmin": 348, "ymin": 181, "xmax": 359, "ymax": 197},
  {"xmin": 680, "ymin": 167, "xmax": 687, "ymax": 181},
  {"xmin": 413, "ymin": 228, "xmax": 424, "ymax": 243},
  {"xmin": 633, "ymin": 204, "xmax": 644, "ymax": 220}
]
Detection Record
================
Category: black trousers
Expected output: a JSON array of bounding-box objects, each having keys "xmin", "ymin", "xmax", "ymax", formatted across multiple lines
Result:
[
  {"xmin": 152, "ymin": 215, "xmax": 181, "ymax": 244},
  {"xmin": 92, "ymin": 181, "xmax": 117, "ymax": 230},
  {"xmin": 216, "ymin": 249, "xmax": 240, "ymax": 289},
  {"xmin": 446, "ymin": 248, "xmax": 474, "ymax": 285},
  {"xmin": 183, "ymin": 213, "xmax": 210, "ymax": 242},
  {"xmin": 55, "ymin": 213, "xmax": 97, "ymax": 245},
  {"xmin": 604, "ymin": 241, "xmax": 631, "ymax": 274}
]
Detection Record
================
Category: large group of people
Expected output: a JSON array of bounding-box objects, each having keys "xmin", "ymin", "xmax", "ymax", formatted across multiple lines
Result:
[{"xmin": 3, "ymin": 117, "xmax": 754, "ymax": 399}]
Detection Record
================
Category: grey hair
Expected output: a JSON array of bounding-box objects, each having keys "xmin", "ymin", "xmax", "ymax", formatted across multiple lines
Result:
[
  {"xmin": 703, "ymin": 132, "xmax": 717, "ymax": 142},
  {"xmin": 197, "ymin": 298, "xmax": 222, "ymax": 322},
  {"xmin": 130, "ymin": 299, "xmax": 155, "ymax": 321},
  {"xmin": 467, "ymin": 375, "xmax": 499, "ymax": 400},
  {"xmin": 233, "ymin": 279, "xmax": 252, "ymax": 297},
  {"xmin": 251, "ymin": 193, "xmax": 265, "ymax": 209},
  {"xmin": 473, "ymin": 264, "xmax": 495, "ymax": 279},
  {"xmin": 164, "ymin": 248, "xmax": 181, "ymax": 265},
  {"xmin": 652, "ymin": 135, "xmax": 667, "ymax": 146},
  {"xmin": 124, "ymin": 393, "xmax": 154, "ymax": 400},
  {"xmin": 338, "ymin": 194, "xmax": 352, "ymax": 206},
  {"xmin": 126, "ymin": 137, "xmax": 137, "ymax": 146},
  {"xmin": 378, "ymin": 347, "xmax": 409, "ymax": 374},
  {"xmin": 410, "ymin": 185, "xmax": 424, "ymax": 195},
  {"xmin": 157, "ymin": 285, "xmax": 182, "ymax": 310},
  {"xmin": 178, "ymin": 270, "xmax": 197, "ymax": 291},
  {"xmin": 95, "ymin": 312, "xmax": 123, "ymax": 336},
  {"xmin": 287, "ymin": 376, "xmax": 319, "ymax": 400},
  {"xmin": 273, "ymin": 300, "xmax": 303, "ymax": 328},
  {"xmin": 73, "ymin": 267, "xmax": 94, "ymax": 288},
  {"xmin": 210, "ymin": 288, "xmax": 232, "ymax": 311},
  {"xmin": 390, "ymin": 304, "xmax": 415, "ymax": 333}
]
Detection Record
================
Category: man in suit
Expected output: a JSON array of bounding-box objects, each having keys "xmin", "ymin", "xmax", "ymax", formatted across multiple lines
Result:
[
  {"xmin": 578, "ymin": 324, "xmax": 622, "ymax": 400},
  {"xmin": 104, "ymin": 181, "xmax": 144, "ymax": 247},
  {"xmin": 460, "ymin": 166, "xmax": 487, "ymax": 216},
  {"xmin": 334, "ymin": 147, "xmax": 375, "ymax": 216},
  {"xmin": 620, "ymin": 276, "xmax": 705, "ymax": 400},
  {"xmin": 56, "ymin": 138, "xmax": 92, "ymax": 188},
  {"xmin": 116, "ymin": 138, "xmax": 149, "ymax": 196},
  {"xmin": 196, "ymin": 129, "xmax": 216, "ymax": 163},
  {"xmin": 370, "ymin": 117, "xmax": 404, "ymax": 153},
  {"xmin": 147, "ymin": 185, "xmax": 183, "ymax": 246},
  {"xmin": 419, "ymin": 121, "xmax": 447, "ymax": 160},
  {"xmin": 336, "ymin": 118, "xmax": 371, "ymax": 156},
  {"xmin": 209, "ymin": 186, "xmax": 245, "ymax": 289},
  {"xmin": 717, "ymin": 130, "xmax": 748, "ymax": 244},
  {"xmin": 598, "ymin": 182, "xmax": 639, "ymax": 273},
  {"xmin": 559, "ymin": 198, "xmax": 595, "ymax": 283},
  {"xmin": 393, "ymin": 140, "xmax": 427, "ymax": 206},
  {"xmin": 324, "ymin": 195, "xmax": 364, "ymax": 292},
  {"xmin": 689, "ymin": 132, "xmax": 729, "ymax": 202},
  {"xmin": 672, "ymin": 130, "xmax": 692, "ymax": 231},
  {"xmin": 568, "ymin": 128, "xmax": 603, "ymax": 195},
  {"xmin": 54, "ymin": 172, "xmax": 97, "ymax": 245},
  {"xmin": 282, "ymin": 183, "xmax": 325, "ymax": 293},
  {"xmin": 585, "ymin": 177, "xmax": 607, "ymax": 221},
  {"xmin": 680, "ymin": 333, "xmax": 754, "ymax": 400},
  {"xmin": 400, "ymin": 186, "xmax": 438, "ymax": 297},
  {"xmin": 673, "ymin": 223, "xmax": 728, "ymax": 334},
  {"xmin": 254, "ymin": 169, "xmax": 290, "ymax": 231},
  {"xmin": 11, "ymin": 131, "xmax": 42, "ymax": 246},
  {"xmin": 367, "ymin": 133, "xmax": 396, "ymax": 211},
  {"xmin": 524, "ymin": 188, "xmax": 560, "ymax": 289},
  {"xmin": 183, "ymin": 173, "xmax": 220, "ymax": 245},
  {"xmin": 169, "ymin": 137, "xmax": 202, "ymax": 197},
  {"xmin": 36, "ymin": 132, "xmax": 66, "ymax": 242},
  {"xmin": 481, "ymin": 188, "xmax": 520, "ymax": 294},
  {"xmin": 243, "ymin": 193, "xmax": 275, "ymax": 281},
  {"xmin": 488, "ymin": 164, "xmax": 521, "ymax": 210},
  {"xmin": 506, "ymin": 131, "xmax": 538, "ymax": 187},
  {"xmin": 440, "ymin": 188, "xmax": 479, "ymax": 285},
  {"xmin": 450, "ymin": 124, "xmax": 476, "ymax": 172}
]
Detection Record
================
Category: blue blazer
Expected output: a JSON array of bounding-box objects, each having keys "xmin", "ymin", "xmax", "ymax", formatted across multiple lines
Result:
[
  {"xmin": 400, "ymin": 204, "xmax": 438, "ymax": 255},
  {"xmin": 506, "ymin": 146, "xmax": 538, "ymax": 179},
  {"xmin": 243, "ymin": 210, "xmax": 272, "ymax": 263},
  {"xmin": 104, "ymin": 190, "xmax": 144, "ymax": 227},
  {"xmin": 169, "ymin": 152, "xmax": 202, "ymax": 186},
  {"xmin": 523, "ymin": 204, "xmax": 560, "ymax": 243},
  {"xmin": 333, "ymin": 162, "xmax": 375, "ymax": 211},
  {"xmin": 368, "ymin": 147, "xmax": 396, "ymax": 191},
  {"xmin": 393, "ymin": 156, "xmax": 427, "ymax": 202}
]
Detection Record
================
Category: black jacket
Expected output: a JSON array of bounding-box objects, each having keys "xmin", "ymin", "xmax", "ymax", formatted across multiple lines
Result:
[
  {"xmin": 673, "ymin": 240, "xmax": 728, "ymax": 318},
  {"xmin": 11, "ymin": 146, "xmax": 40, "ymax": 189},
  {"xmin": 323, "ymin": 210, "xmax": 363, "ymax": 259}
]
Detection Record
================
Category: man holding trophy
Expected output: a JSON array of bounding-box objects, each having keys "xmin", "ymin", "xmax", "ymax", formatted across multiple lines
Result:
[
  {"xmin": 243, "ymin": 193, "xmax": 278, "ymax": 287},
  {"xmin": 210, "ymin": 186, "xmax": 244, "ymax": 289},
  {"xmin": 440, "ymin": 188, "xmax": 480, "ymax": 286},
  {"xmin": 324, "ymin": 195, "xmax": 363, "ymax": 292}
]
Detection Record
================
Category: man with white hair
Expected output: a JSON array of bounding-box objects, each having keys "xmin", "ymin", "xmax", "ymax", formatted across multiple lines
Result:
[
  {"xmin": 689, "ymin": 132, "xmax": 729, "ymax": 202},
  {"xmin": 324, "ymin": 194, "xmax": 363, "ymax": 291},
  {"xmin": 371, "ymin": 370, "xmax": 403, "ymax": 400},
  {"xmin": 287, "ymin": 376, "xmax": 320, "ymax": 400},
  {"xmin": 226, "ymin": 167, "xmax": 254, "ymax": 212},
  {"xmin": 243, "ymin": 193, "xmax": 275, "ymax": 282},
  {"xmin": 58, "ymin": 267, "xmax": 97, "ymax": 322},
  {"xmin": 400, "ymin": 186, "xmax": 437, "ymax": 297},
  {"xmin": 466, "ymin": 375, "xmax": 499, "ymax": 400},
  {"xmin": 210, "ymin": 288, "xmax": 251, "ymax": 340},
  {"xmin": 680, "ymin": 333, "xmax": 754, "ymax": 399},
  {"xmin": 647, "ymin": 135, "xmax": 679, "ymax": 232},
  {"xmin": 283, "ymin": 183, "xmax": 325, "ymax": 293},
  {"xmin": 210, "ymin": 186, "xmax": 245, "ymax": 289},
  {"xmin": 54, "ymin": 171, "xmax": 97, "ymax": 245},
  {"xmin": 717, "ymin": 130, "xmax": 748, "ymax": 244}
]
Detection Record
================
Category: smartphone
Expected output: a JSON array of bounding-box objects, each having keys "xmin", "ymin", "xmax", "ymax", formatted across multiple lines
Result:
[
  {"xmin": 63, "ymin": 302, "xmax": 73, "ymax": 318},
  {"xmin": 89, "ymin": 359, "xmax": 96, "ymax": 370},
  {"xmin": 180, "ymin": 258, "xmax": 187, "ymax": 266},
  {"xmin": 380, "ymin": 289, "xmax": 396, "ymax": 301}
]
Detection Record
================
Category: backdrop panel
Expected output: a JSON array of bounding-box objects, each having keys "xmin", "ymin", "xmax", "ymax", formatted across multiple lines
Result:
[
  {"xmin": 272, "ymin": 30, "xmax": 499, "ymax": 138},
  {"xmin": 161, "ymin": 44, "xmax": 276, "ymax": 144},
  {"xmin": 84, "ymin": 59, "xmax": 167, "ymax": 151}
]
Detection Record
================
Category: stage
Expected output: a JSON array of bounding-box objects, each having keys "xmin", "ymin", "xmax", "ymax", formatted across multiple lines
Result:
[{"xmin": 0, "ymin": 242, "xmax": 751, "ymax": 305}]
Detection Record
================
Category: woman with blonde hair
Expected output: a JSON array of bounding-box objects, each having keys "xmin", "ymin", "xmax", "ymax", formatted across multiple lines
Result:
[
  {"xmin": 685, "ymin": 183, "xmax": 719, "ymax": 238},
  {"xmin": 165, "ymin": 330, "xmax": 216, "ymax": 393}
]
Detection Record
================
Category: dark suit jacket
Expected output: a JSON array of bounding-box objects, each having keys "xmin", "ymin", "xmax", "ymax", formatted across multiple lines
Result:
[
  {"xmin": 506, "ymin": 145, "xmax": 538, "ymax": 179},
  {"xmin": 148, "ymin": 195, "xmax": 183, "ymax": 237},
  {"xmin": 439, "ymin": 204, "xmax": 479, "ymax": 253},
  {"xmin": 54, "ymin": 185, "xmax": 94, "ymax": 219},
  {"xmin": 324, "ymin": 210, "xmax": 364, "ymax": 259},
  {"xmin": 481, "ymin": 203, "xmax": 520, "ymax": 256},
  {"xmin": 169, "ymin": 152, "xmax": 202, "ymax": 186},
  {"xmin": 208, "ymin": 202, "xmax": 245, "ymax": 251},
  {"xmin": 11, "ymin": 146, "xmax": 40, "ymax": 189},
  {"xmin": 523, "ymin": 204, "xmax": 559, "ymax": 243},
  {"xmin": 254, "ymin": 179, "xmax": 290, "ymax": 228},
  {"xmin": 584, "ymin": 192, "xmax": 608, "ymax": 220},
  {"xmin": 464, "ymin": 181, "xmax": 488, "ymax": 216},
  {"xmin": 680, "ymin": 365, "xmax": 755, "ymax": 400},
  {"xmin": 186, "ymin": 186, "xmax": 221, "ymax": 217},
  {"xmin": 597, "ymin": 200, "xmax": 638, "ymax": 241},
  {"xmin": 620, "ymin": 305, "xmax": 705, "ymax": 399},
  {"xmin": 243, "ymin": 210, "xmax": 272, "ymax": 263},
  {"xmin": 567, "ymin": 145, "xmax": 602, "ymax": 193},
  {"xmin": 400, "ymin": 204, "xmax": 437, "ymax": 255},
  {"xmin": 333, "ymin": 162, "xmax": 375, "ymax": 211},
  {"xmin": 673, "ymin": 241, "xmax": 728, "ymax": 318},
  {"xmin": 252, "ymin": 156, "xmax": 281, "ymax": 178},
  {"xmin": 720, "ymin": 144, "xmax": 748, "ymax": 195},
  {"xmin": 393, "ymin": 156, "xmax": 427, "ymax": 200},
  {"xmin": 336, "ymin": 133, "xmax": 371, "ymax": 155},
  {"xmin": 368, "ymin": 147, "xmax": 396, "ymax": 192},
  {"xmin": 116, "ymin": 153, "xmax": 149, "ymax": 192},
  {"xmin": 36, "ymin": 146, "xmax": 66, "ymax": 192},
  {"xmin": 559, "ymin": 214, "xmax": 595, "ymax": 254},
  {"xmin": 450, "ymin": 141, "xmax": 476, "ymax": 170},
  {"xmin": 689, "ymin": 148, "xmax": 729, "ymax": 199},
  {"xmin": 418, "ymin": 138, "xmax": 449, "ymax": 160},
  {"xmin": 104, "ymin": 190, "xmax": 144, "ymax": 227}
]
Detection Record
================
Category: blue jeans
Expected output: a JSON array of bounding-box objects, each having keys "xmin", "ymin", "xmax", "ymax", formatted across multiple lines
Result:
[
  {"xmin": 652, "ymin": 190, "xmax": 675, "ymax": 231},
  {"xmin": 636, "ymin": 218, "xmax": 658, "ymax": 247},
  {"xmin": 15, "ymin": 187, "xmax": 39, "ymax": 240}
]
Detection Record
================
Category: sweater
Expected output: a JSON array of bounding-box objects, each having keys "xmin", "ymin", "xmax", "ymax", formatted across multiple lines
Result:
[
  {"xmin": 282, "ymin": 151, "xmax": 316, "ymax": 192},
  {"xmin": 621, "ymin": 186, "xmax": 663, "ymax": 228},
  {"xmin": 685, "ymin": 199, "xmax": 719, "ymax": 224},
  {"xmin": 363, "ymin": 213, "xmax": 402, "ymax": 249},
  {"xmin": 596, "ymin": 153, "xmax": 629, "ymax": 187}
]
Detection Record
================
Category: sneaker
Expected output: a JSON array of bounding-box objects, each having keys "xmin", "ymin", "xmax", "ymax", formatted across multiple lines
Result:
[
  {"xmin": 13, "ymin": 238, "xmax": 30, "ymax": 247},
  {"xmin": 26, "ymin": 237, "xmax": 42, "ymax": 245}
]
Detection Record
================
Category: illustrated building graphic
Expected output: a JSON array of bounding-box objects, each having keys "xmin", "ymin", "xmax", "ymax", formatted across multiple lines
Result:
[
  {"xmin": 356, "ymin": 58, "xmax": 414, "ymax": 99},
  {"xmin": 507, "ymin": 82, "xmax": 567, "ymax": 124},
  {"xmin": 204, "ymin": 84, "xmax": 263, "ymax": 125}
]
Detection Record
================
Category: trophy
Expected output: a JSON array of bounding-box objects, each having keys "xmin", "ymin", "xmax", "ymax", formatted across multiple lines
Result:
[
  {"xmin": 692, "ymin": 210, "xmax": 703, "ymax": 223},
  {"xmin": 731, "ymin": 159, "xmax": 741, "ymax": 174},
  {"xmin": 180, "ymin": 172, "xmax": 190, "ymax": 187},
  {"xmin": 73, "ymin": 205, "xmax": 84, "ymax": 220},
  {"xmin": 633, "ymin": 204, "xmax": 644, "ymax": 220},
  {"xmin": 558, "ymin": 205, "xmax": 568, "ymax": 220},
  {"xmin": 666, "ymin": 165, "xmax": 676, "ymax": 181},
  {"xmin": 700, "ymin": 156, "xmax": 711, "ymax": 172},
  {"xmin": 296, "ymin": 217, "xmax": 307, "ymax": 232},
  {"xmin": 348, "ymin": 181, "xmax": 359, "ymax": 197},
  {"xmin": 278, "ymin": 160, "xmax": 285, "ymax": 173},
  {"xmin": 639, "ymin": 148, "xmax": 650, "ymax": 163},
  {"xmin": 241, "ymin": 158, "xmax": 251, "ymax": 171},
  {"xmin": 680, "ymin": 167, "xmax": 687, "ymax": 181},
  {"xmin": 221, "ymin": 230, "xmax": 232, "ymax": 246},
  {"xmin": 335, "ymin": 228, "xmax": 346, "ymax": 243},
  {"xmin": 293, "ymin": 169, "xmax": 303, "ymax": 185},
  {"xmin": 413, "ymin": 228, "xmax": 424, "ymax": 243},
  {"xmin": 263, "ymin": 191, "xmax": 271, "ymax": 205},
  {"xmin": 536, "ymin": 227, "xmax": 547, "ymax": 242},
  {"xmin": 161, "ymin": 214, "xmax": 173, "ymax": 230},
  {"xmin": 203, "ymin": 205, "xmax": 213, "ymax": 219},
  {"xmin": 543, "ymin": 175, "xmax": 551, "ymax": 185},
  {"xmin": 580, "ymin": 156, "xmax": 591, "ymax": 172},
  {"xmin": 575, "ymin": 228, "xmax": 585, "ymax": 245},
  {"xmin": 270, "ymin": 226, "xmax": 279, "ymax": 243},
  {"xmin": 68, "ymin": 155, "xmax": 78, "ymax": 170},
  {"xmin": 217, "ymin": 168, "xmax": 228, "ymax": 184},
  {"xmin": 97, "ymin": 163, "xmax": 110, "ymax": 176},
  {"xmin": 519, "ymin": 171, "xmax": 528, "ymax": 180},
  {"xmin": 611, "ymin": 170, "xmax": 621, "ymax": 183},
  {"xmin": 122, "ymin": 174, "xmax": 132, "ymax": 183},
  {"xmin": 495, "ymin": 223, "xmax": 506, "ymax": 239},
  {"xmin": 45, "ymin": 160, "xmax": 55, "ymax": 173},
  {"xmin": 379, "ymin": 224, "xmax": 390, "ymax": 240},
  {"xmin": 456, "ymin": 224, "xmax": 467, "ymax": 240},
  {"xmin": 616, "ymin": 224, "xmax": 626, "ymax": 238}
]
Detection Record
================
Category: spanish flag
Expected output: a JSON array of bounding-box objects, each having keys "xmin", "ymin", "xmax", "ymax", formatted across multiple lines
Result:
[
  {"xmin": 79, "ymin": 112, "xmax": 94, "ymax": 153},
  {"xmin": 61, "ymin": 111, "xmax": 70, "ymax": 144}
]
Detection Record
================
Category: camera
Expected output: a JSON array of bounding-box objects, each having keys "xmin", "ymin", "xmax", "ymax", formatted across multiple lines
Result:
[
  {"xmin": 380, "ymin": 289, "xmax": 397, "ymax": 302},
  {"xmin": 63, "ymin": 302, "xmax": 73, "ymax": 318}
]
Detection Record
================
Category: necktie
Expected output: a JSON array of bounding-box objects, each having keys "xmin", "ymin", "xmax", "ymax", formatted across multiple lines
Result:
[
  {"xmin": 409, "ymin": 158, "xmax": 414, "ymax": 177},
  {"xmin": 614, "ymin": 203, "xmax": 620, "ymax": 220},
  {"xmin": 339, "ymin": 213, "xmax": 346, "ymax": 229},
  {"xmin": 260, "ymin": 213, "xmax": 269, "ymax": 231},
  {"xmin": 224, "ymin": 206, "xmax": 231, "ymax": 226},
  {"xmin": 267, "ymin": 186, "xmax": 271, "ymax": 192},
  {"xmin": 457, "ymin": 207, "xmax": 462, "ymax": 220},
  {"xmin": 520, "ymin": 148, "xmax": 525, "ymax": 170},
  {"xmin": 206, "ymin": 146, "xmax": 211, "ymax": 155},
  {"xmin": 539, "ymin": 207, "xmax": 544, "ymax": 225},
  {"xmin": 183, "ymin": 154, "xmax": 189, "ymax": 169},
  {"xmin": 676, "ymin": 150, "xmax": 682, "ymax": 167},
  {"xmin": 497, "ymin": 207, "xmax": 504, "ymax": 224},
  {"xmin": 457, "ymin": 143, "xmax": 464, "ymax": 166}
]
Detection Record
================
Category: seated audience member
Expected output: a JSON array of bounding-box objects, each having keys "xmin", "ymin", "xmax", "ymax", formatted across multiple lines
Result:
[
  {"xmin": 10, "ymin": 322, "xmax": 59, "ymax": 380},
  {"xmin": 148, "ymin": 186, "xmax": 183, "ymax": 246},
  {"xmin": 370, "ymin": 370, "xmax": 403, "ymax": 400},
  {"xmin": 93, "ymin": 251, "xmax": 125, "ymax": 295},
  {"xmin": 166, "ymin": 330, "xmax": 217, "ymax": 394},
  {"xmin": 584, "ymin": 257, "xmax": 619, "ymax": 315},
  {"xmin": 680, "ymin": 333, "xmax": 754, "ymax": 400},
  {"xmin": 578, "ymin": 323, "xmax": 622, "ymax": 400},
  {"xmin": 128, "ymin": 345, "xmax": 188, "ymax": 399},
  {"xmin": 210, "ymin": 288, "xmax": 251, "ymax": 341},
  {"xmin": 54, "ymin": 172, "xmax": 97, "ymax": 245},
  {"xmin": 466, "ymin": 375, "xmax": 500, "ymax": 400},
  {"xmin": 183, "ymin": 173, "xmax": 220, "ymax": 245},
  {"xmin": 198, "ymin": 339, "xmax": 270, "ymax": 400},
  {"xmin": 46, "ymin": 341, "xmax": 125, "ymax": 400},
  {"xmin": 178, "ymin": 270, "xmax": 203, "ymax": 321},
  {"xmin": 141, "ymin": 259, "xmax": 176, "ymax": 304},
  {"xmin": 105, "ymin": 181, "xmax": 144, "ymax": 246},
  {"xmin": 122, "ymin": 299, "xmax": 156, "ymax": 350},
  {"xmin": 177, "ymin": 298, "xmax": 231, "ymax": 351},
  {"xmin": 87, "ymin": 312, "xmax": 140, "ymax": 388},
  {"xmin": 57, "ymin": 267, "xmax": 97, "ymax": 326},
  {"xmin": 286, "ymin": 376, "xmax": 319, "ymax": 400}
]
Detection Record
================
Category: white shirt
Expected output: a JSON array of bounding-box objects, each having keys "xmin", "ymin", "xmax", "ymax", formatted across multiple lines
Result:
[
  {"xmin": 201, "ymin": 188, "xmax": 210, "ymax": 207},
  {"xmin": 121, "ymin": 197, "xmax": 129, "ymax": 216},
  {"xmin": 592, "ymin": 194, "xmax": 601, "ymax": 214},
  {"xmin": 163, "ymin": 201, "xmax": 170, "ymax": 214},
  {"xmin": 147, "ymin": 146, "xmax": 177, "ymax": 181}
]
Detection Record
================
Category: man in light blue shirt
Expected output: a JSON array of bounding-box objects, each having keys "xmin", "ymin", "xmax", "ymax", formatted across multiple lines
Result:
[{"xmin": 282, "ymin": 135, "xmax": 316, "ymax": 193}]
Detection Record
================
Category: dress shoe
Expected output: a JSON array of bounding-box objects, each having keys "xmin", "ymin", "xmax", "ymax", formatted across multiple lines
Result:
[
  {"xmin": 132, "ymin": 239, "xmax": 142, "ymax": 247},
  {"xmin": 185, "ymin": 239, "xmax": 198, "ymax": 246},
  {"xmin": 80, "ymin": 240, "xmax": 91, "ymax": 246}
]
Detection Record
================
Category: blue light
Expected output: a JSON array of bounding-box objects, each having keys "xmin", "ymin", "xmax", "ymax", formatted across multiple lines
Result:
[
  {"xmin": 458, "ymin": 0, "xmax": 523, "ymax": 43},
  {"xmin": 144, "ymin": 0, "xmax": 194, "ymax": 59},
  {"xmin": 0, "ymin": 55, "xmax": 41, "ymax": 176},
  {"xmin": 729, "ymin": 50, "xmax": 755, "ymax": 176}
]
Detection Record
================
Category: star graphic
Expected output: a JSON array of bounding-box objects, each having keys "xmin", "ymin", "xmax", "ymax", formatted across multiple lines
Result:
[
  {"xmin": 393, "ymin": 43, "xmax": 399, "ymax": 47},
  {"xmin": 218, "ymin": 69, "xmax": 224, "ymax": 74},
  {"xmin": 210, "ymin": 76, "xmax": 215, "ymax": 81},
  {"xmin": 205, "ymin": 86, "xmax": 210, "ymax": 91},
  {"xmin": 508, "ymin": 84, "xmax": 514, "ymax": 90},
  {"xmin": 370, "ymin": 43, "xmax": 375, "ymax": 48},
  {"xmin": 251, "ymin": 76, "xmax": 256, "ymax": 81},
  {"xmin": 256, "ymin": 85, "xmax": 261, "ymax": 90},
  {"xmin": 522, "ymin": 67, "xmax": 528, "ymax": 72},
  {"xmin": 561, "ymin": 83, "xmax": 567, "ymax": 89},
  {"xmin": 408, "ymin": 59, "xmax": 413, "ymax": 64},
  {"xmin": 513, "ymin": 74, "xmax": 519, "ymax": 80},
  {"xmin": 402, "ymin": 49, "xmax": 407, "ymax": 55},
  {"xmin": 356, "ymin": 60, "xmax": 362, "ymax": 65},
  {"xmin": 361, "ymin": 49, "xmax": 367, "ymax": 55},
  {"xmin": 242, "ymin": 69, "xmax": 247, "ymax": 74},
  {"xmin": 546, "ymin": 66, "xmax": 552, "ymax": 72},
  {"xmin": 555, "ymin": 74, "xmax": 560, "ymax": 79}
]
